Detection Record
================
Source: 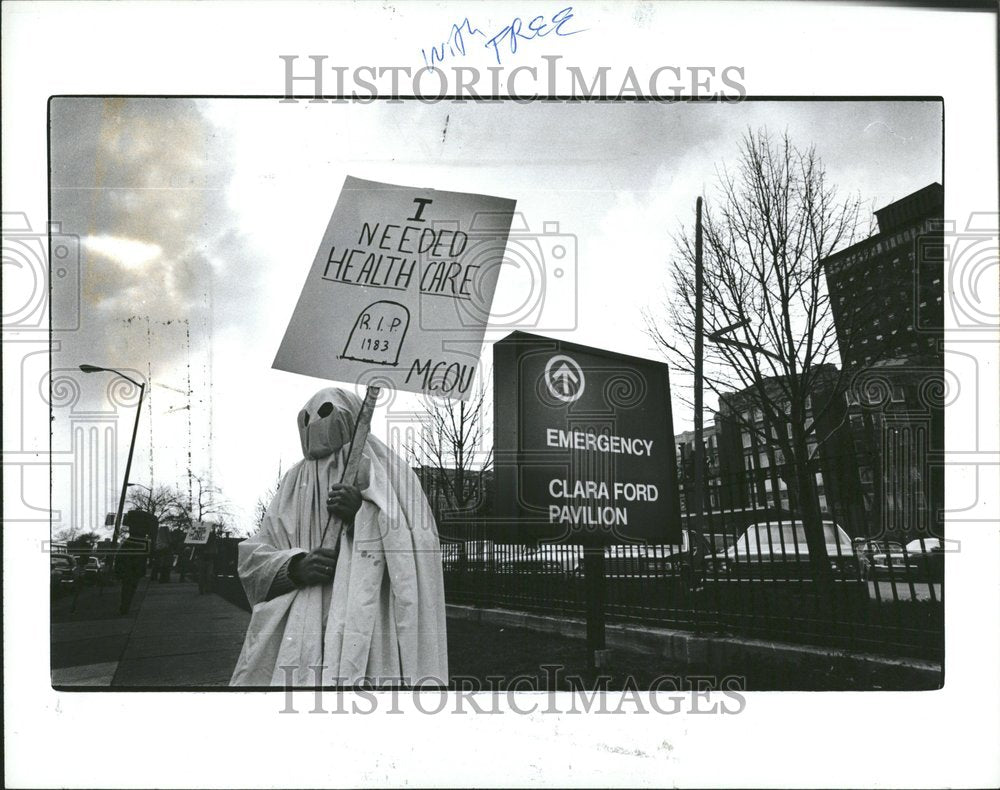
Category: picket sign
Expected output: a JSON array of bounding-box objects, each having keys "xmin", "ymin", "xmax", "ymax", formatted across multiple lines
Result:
[
  {"xmin": 274, "ymin": 176, "xmax": 515, "ymax": 558},
  {"xmin": 319, "ymin": 384, "xmax": 380, "ymax": 551}
]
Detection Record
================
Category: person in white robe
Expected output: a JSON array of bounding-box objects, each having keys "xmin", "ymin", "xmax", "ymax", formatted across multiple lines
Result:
[{"xmin": 230, "ymin": 387, "xmax": 448, "ymax": 687}]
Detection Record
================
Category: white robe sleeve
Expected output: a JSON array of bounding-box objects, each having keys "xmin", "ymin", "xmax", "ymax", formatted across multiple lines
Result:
[{"xmin": 238, "ymin": 463, "xmax": 309, "ymax": 607}]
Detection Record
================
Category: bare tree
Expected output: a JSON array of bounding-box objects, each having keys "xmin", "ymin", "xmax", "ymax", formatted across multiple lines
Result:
[
  {"xmin": 67, "ymin": 531, "xmax": 102, "ymax": 552},
  {"xmin": 253, "ymin": 463, "xmax": 284, "ymax": 535},
  {"xmin": 174, "ymin": 473, "xmax": 232, "ymax": 529},
  {"xmin": 645, "ymin": 129, "xmax": 873, "ymax": 587},
  {"xmin": 125, "ymin": 484, "xmax": 185, "ymax": 525},
  {"xmin": 409, "ymin": 380, "xmax": 493, "ymax": 522}
]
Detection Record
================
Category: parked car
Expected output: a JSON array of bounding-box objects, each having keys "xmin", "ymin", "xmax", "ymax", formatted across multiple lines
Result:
[
  {"xmin": 82, "ymin": 556, "xmax": 105, "ymax": 584},
  {"xmin": 710, "ymin": 520, "xmax": 863, "ymax": 581},
  {"xmin": 50, "ymin": 554, "xmax": 75, "ymax": 593},
  {"xmin": 602, "ymin": 545, "xmax": 646, "ymax": 578},
  {"xmin": 499, "ymin": 557, "xmax": 567, "ymax": 575},
  {"xmin": 904, "ymin": 537, "xmax": 944, "ymax": 581},
  {"xmin": 868, "ymin": 540, "xmax": 906, "ymax": 575},
  {"xmin": 441, "ymin": 555, "xmax": 492, "ymax": 573},
  {"xmin": 645, "ymin": 532, "xmax": 716, "ymax": 583}
]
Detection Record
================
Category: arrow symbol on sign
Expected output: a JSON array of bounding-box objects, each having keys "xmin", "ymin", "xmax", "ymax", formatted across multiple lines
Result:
[{"xmin": 552, "ymin": 363, "xmax": 579, "ymax": 395}]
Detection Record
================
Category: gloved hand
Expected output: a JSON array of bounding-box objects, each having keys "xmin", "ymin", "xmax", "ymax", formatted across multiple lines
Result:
[
  {"xmin": 288, "ymin": 548, "xmax": 340, "ymax": 587},
  {"xmin": 326, "ymin": 483, "xmax": 362, "ymax": 524}
]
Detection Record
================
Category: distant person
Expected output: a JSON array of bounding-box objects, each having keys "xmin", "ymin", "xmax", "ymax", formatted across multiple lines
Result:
[
  {"xmin": 69, "ymin": 554, "xmax": 86, "ymax": 613},
  {"xmin": 196, "ymin": 528, "xmax": 218, "ymax": 595},
  {"xmin": 114, "ymin": 531, "xmax": 148, "ymax": 615},
  {"xmin": 178, "ymin": 545, "xmax": 195, "ymax": 582},
  {"xmin": 155, "ymin": 525, "xmax": 173, "ymax": 583},
  {"xmin": 231, "ymin": 387, "xmax": 448, "ymax": 687}
]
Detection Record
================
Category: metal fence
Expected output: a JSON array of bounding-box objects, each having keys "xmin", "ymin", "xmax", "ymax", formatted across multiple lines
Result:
[{"xmin": 439, "ymin": 475, "xmax": 945, "ymax": 661}]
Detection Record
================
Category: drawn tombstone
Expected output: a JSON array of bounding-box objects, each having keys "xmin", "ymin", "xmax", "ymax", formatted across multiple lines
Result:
[{"xmin": 341, "ymin": 300, "xmax": 411, "ymax": 366}]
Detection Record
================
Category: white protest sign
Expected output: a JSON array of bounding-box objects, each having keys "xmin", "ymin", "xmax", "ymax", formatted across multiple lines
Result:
[
  {"xmin": 273, "ymin": 176, "xmax": 516, "ymax": 400},
  {"xmin": 184, "ymin": 521, "xmax": 212, "ymax": 545}
]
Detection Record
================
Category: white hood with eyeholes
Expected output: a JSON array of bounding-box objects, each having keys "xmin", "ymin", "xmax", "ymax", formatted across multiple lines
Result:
[{"xmin": 230, "ymin": 387, "xmax": 448, "ymax": 687}]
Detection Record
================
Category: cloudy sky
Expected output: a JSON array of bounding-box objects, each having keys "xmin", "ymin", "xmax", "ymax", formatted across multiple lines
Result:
[{"xmin": 49, "ymin": 98, "xmax": 942, "ymax": 534}]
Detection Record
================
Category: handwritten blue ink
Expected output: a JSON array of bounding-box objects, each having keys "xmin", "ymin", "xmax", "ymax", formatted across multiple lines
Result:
[
  {"xmin": 419, "ymin": 7, "xmax": 586, "ymax": 70},
  {"xmin": 485, "ymin": 7, "xmax": 586, "ymax": 65},
  {"xmin": 421, "ymin": 18, "xmax": 486, "ymax": 69}
]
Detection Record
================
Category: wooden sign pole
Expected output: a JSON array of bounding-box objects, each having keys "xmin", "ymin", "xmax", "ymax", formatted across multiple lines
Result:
[{"xmin": 320, "ymin": 385, "xmax": 381, "ymax": 551}]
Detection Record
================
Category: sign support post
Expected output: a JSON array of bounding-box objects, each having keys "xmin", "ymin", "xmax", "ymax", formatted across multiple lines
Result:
[
  {"xmin": 583, "ymin": 542, "xmax": 610, "ymax": 675},
  {"xmin": 320, "ymin": 385, "xmax": 381, "ymax": 550}
]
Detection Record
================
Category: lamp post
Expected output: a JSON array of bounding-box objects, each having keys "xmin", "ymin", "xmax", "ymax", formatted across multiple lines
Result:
[{"xmin": 80, "ymin": 364, "xmax": 146, "ymax": 544}]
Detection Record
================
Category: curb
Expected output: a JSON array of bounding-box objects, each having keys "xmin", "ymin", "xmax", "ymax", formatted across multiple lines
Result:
[{"xmin": 446, "ymin": 604, "xmax": 943, "ymax": 687}]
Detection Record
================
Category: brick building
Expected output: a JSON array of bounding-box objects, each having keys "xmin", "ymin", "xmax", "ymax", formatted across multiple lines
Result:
[
  {"xmin": 821, "ymin": 183, "xmax": 944, "ymax": 540},
  {"xmin": 712, "ymin": 366, "xmax": 867, "ymax": 536},
  {"xmin": 674, "ymin": 424, "xmax": 724, "ymax": 513}
]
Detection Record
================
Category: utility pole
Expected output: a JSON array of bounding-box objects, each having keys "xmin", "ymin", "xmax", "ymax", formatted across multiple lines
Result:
[{"xmin": 691, "ymin": 197, "xmax": 705, "ymax": 582}]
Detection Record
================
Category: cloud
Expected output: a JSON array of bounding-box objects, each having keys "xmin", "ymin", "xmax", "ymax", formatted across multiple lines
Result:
[
  {"xmin": 49, "ymin": 98, "xmax": 275, "ymax": 531},
  {"xmin": 83, "ymin": 235, "xmax": 162, "ymax": 270}
]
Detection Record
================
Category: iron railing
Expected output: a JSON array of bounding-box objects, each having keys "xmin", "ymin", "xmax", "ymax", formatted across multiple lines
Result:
[{"xmin": 439, "ymin": 471, "xmax": 944, "ymax": 660}]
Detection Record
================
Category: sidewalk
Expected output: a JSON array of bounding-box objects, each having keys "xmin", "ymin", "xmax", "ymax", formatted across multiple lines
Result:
[
  {"xmin": 51, "ymin": 579, "xmax": 940, "ymax": 690},
  {"xmin": 113, "ymin": 580, "xmax": 251, "ymax": 687},
  {"xmin": 51, "ymin": 578, "xmax": 150, "ymax": 687},
  {"xmin": 51, "ymin": 578, "xmax": 250, "ymax": 688}
]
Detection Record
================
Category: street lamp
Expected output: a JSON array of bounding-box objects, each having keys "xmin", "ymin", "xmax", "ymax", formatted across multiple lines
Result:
[{"xmin": 80, "ymin": 364, "xmax": 146, "ymax": 543}]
